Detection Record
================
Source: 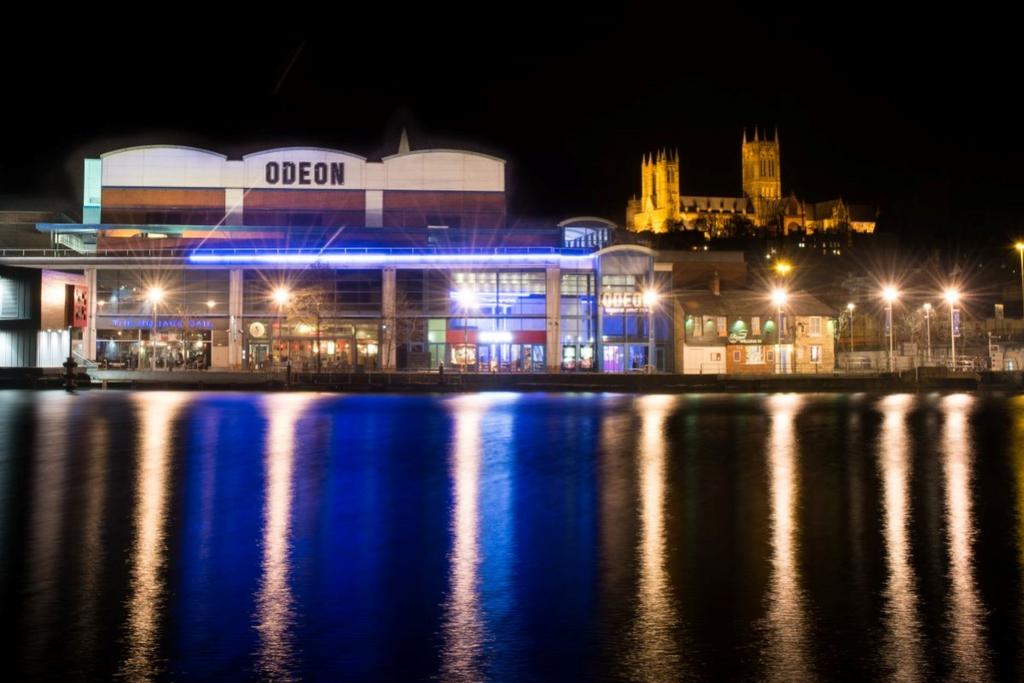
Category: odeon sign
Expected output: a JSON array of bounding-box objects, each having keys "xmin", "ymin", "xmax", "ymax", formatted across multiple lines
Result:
[
  {"xmin": 600, "ymin": 290, "xmax": 645, "ymax": 311},
  {"xmin": 264, "ymin": 161, "xmax": 345, "ymax": 186}
]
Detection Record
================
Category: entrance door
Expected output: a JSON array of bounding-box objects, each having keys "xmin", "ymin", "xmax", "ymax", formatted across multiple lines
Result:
[
  {"xmin": 248, "ymin": 342, "xmax": 270, "ymax": 369},
  {"xmin": 603, "ymin": 345, "xmax": 623, "ymax": 372}
]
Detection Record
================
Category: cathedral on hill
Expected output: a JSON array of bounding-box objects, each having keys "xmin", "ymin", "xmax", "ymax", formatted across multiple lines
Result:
[{"xmin": 625, "ymin": 129, "xmax": 876, "ymax": 237}]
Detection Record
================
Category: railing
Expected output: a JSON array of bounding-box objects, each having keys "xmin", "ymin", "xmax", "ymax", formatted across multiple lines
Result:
[{"xmin": 0, "ymin": 246, "xmax": 597, "ymax": 259}]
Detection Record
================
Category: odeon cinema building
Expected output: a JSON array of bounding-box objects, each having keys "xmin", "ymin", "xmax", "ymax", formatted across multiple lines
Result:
[{"xmin": 0, "ymin": 140, "xmax": 673, "ymax": 372}]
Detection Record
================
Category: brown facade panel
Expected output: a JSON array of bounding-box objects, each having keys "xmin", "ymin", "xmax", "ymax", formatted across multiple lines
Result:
[
  {"xmin": 103, "ymin": 188, "xmax": 226, "ymax": 209},
  {"xmin": 382, "ymin": 191, "xmax": 506, "ymax": 212},
  {"xmin": 244, "ymin": 190, "xmax": 366, "ymax": 210},
  {"xmin": 101, "ymin": 209, "xmax": 230, "ymax": 225}
]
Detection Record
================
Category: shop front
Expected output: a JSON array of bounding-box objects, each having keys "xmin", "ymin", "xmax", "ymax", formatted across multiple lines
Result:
[
  {"xmin": 244, "ymin": 318, "xmax": 380, "ymax": 370},
  {"xmin": 446, "ymin": 328, "xmax": 546, "ymax": 372},
  {"xmin": 95, "ymin": 316, "xmax": 221, "ymax": 369}
]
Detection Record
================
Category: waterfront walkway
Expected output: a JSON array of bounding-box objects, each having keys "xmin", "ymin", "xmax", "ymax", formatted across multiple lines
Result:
[{"xmin": 1, "ymin": 367, "xmax": 1010, "ymax": 392}]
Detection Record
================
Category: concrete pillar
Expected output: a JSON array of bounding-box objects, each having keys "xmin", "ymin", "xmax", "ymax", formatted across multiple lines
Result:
[
  {"xmin": 382, "ymin": 267, "xmax": 397, "ymax": 370},
  {"xmin": 84, "ymin": 267, "xmax": 97, "ymax": 360},
  {"xmin": 229, "ymin": 269, "xmax": 244, "ymax": 368},
  {"xmin": 545, "ymin": 266, "xmax": 561, "ymax": 372},
  {"xmin": 673, "ymin": 298, "xmax": 685, "ymax": 374}
]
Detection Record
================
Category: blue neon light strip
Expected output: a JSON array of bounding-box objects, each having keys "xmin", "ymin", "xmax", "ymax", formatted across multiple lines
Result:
[{"xmin": 187, "ymin": 252, "xmax": 594, "ymax": 266}]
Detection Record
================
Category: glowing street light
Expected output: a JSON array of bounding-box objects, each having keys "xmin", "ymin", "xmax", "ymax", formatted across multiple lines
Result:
[
  {"xmin": 846, "ymin": 302, "xmax": 855, "ymax": 358},
  {"xmin": 774, "ymin": 261, "xmax": 793, "ymax": 276},
  {"xmin": 643, "ymin": 288, "xmax": 660, "ymax": 373},
  {"xmin": 771, "ymin": 288, "xmax": 788, "ymax": 374},
  {"xmin": 944, "ymin": 288, "xmax": 961, "ymax": 371},
  {"xmin": 922, "ymin": 303, "xmax": 933, "ymax": 364},
  {"xmin": 454, "ymin": 287, "xmax": 478, "ymax": 372},
  {"xmin": 206, "ymin": 299, "xmax": 216, "ymax": 310},
  {"xmin": 1016, "ymin": 242, "xmax": 1024, "ymax": 320},
  {"xmin": 881, "ymin": 286, "xmax": 899, "ymax": 372},
  {"xmin": 270, "ymin": 287, "xmax": 290, "ymax": 368},
  {"xmin": 147, "ymin": 287, "xmax": 164, "ymax": 371}
]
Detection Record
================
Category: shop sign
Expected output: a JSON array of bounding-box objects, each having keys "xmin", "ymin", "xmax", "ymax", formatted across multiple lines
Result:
[
  {"xmin": 249, "ymin": 321, "xmax": 266, "ymax": 338},
  {"xmin": 601, "ymin": 290, "xmax": 646, "ymax": 312},
  {"xmin": 264, "ymin": 161, "xmax": 344, "ymax": 186},
  {"xmin": 479, "ymin": 331, "xmax": 513, "ymax": 344},
  {"xmin": 105, "ymin": 318, "xmax": 214, "ymax": 330}
]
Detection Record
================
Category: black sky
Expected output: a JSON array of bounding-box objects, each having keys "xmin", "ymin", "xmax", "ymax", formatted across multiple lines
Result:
[{"xmin": 3, "ymin": 12, "xmax": 1020, "ymax": 248}]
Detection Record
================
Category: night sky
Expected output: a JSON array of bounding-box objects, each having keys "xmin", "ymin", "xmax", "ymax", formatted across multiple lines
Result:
[{"xmin": 3, "ymin": 13, "xmax": 1018, "ymax": 248}]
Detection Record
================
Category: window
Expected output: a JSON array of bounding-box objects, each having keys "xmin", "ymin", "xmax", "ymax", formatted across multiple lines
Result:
[
  {"xmin": 711, "ymin": 352, "xmax": 722, "ymax": 361},
  {"xmin": 745, "ymin": 345, "xmax": 764, "ymax": 364},
  {"xmin": 733, "ymin": 350, "xmax": 741, "ymax": 362},
  {"xmin": 752, "ymin": 316, "xmax": 761, "ymax": 335},
  {"xmin": 717, "ymin": 316, "xmax": 727, "ymax": 337},
  {"xmin": 810, "ymin": 316, "xmax": 822, "ymax": 336},
  {"xmin": 810, "ymin": 345, "xmax": 822, "ymax": 363}
]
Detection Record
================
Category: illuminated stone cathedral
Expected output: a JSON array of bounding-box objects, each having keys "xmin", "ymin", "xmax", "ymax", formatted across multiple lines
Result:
[{"xmin": 625, "ymin": 129, "xmax": 876, "ymax": 236}]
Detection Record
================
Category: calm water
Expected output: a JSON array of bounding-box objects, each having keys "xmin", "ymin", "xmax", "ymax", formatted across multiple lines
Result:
[{"xmin": 2, "ymin": 390, "xmax": 1024, "ymax": 681}]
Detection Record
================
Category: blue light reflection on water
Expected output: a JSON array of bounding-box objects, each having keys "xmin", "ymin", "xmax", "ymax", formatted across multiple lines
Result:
[{"xmin": 3, "ymin": 391, "xmax": 1024, "ymax": 680}]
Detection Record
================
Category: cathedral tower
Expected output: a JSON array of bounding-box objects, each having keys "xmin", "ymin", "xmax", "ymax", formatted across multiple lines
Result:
[
  {"xmin": 742, "ymin": 128, "xmax": 782, "ymax": 222},
  {"xmin": 629, "ymin": 149, "xmax": 680, "ymax": 232}
]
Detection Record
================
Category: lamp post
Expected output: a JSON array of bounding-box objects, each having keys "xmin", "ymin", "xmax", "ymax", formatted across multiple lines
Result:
[
  {"xmin": 923, "ymin": 303, "xmax": 932, "ymax": 365},
  {"xmin": 147, "ymin": 287, "xmax": 164, "ymax": 371},
  {"xmin": 882, "ymin": 286, "xmax": 898, "ymax": 373},
  {"xmin": 1016, "ymin": 243, "xmax": 1024, "ymax": 319},
  {"xmin": 642, "ymin": 288, "xmax": 660, "ymax": 374},
  {"xmin": 454, "ymin": 287, "xmax": 478, "ymax": 373},
  {"xmin": 945, "ymin": 288, "xmax": 960, "ymax": 371},
  {"xmin": 845, "ymin": 302, "xmax": 855, "ymax": 372},
  {"xmin": 271, "ymin": 287, "xmax": 289, "ymax": 370},
  {"xmin": 771, "ymin": 288, "xmax": 787, "ymax": 374}
]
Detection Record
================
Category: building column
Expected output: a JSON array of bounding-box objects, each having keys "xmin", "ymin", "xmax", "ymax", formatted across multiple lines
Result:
[
  {"xmin": 229, "ymin": 269, "xmax": 244, "ymax": 368},
  {"xmin": 382, "ymin": 267, "xmax": 397, "ymax": 370},
  {"xmin": 84, "ymin": 268, "xmax": 97, "ymax": 360},
  {"xmin": 673, "ymin": 298, "xmax": 685, "ymax": 374},
  {"xmin": 545, "ymin": 266, "xmax": 561, "ymax": 372}
]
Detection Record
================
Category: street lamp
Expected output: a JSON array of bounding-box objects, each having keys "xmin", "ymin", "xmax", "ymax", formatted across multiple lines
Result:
[
  {"xmin": 922, "ymin": 303, "xmax": 932, "ymax": 365},
  {"xmin": 642, "ymin": 288, "xmax": 660, "ymax": 374},
  {"xmin": 882, "ymin": 286, "xmax": 899, "ymax": 372},
  {"xmin": 846, "ymin": 302, "xmax": 855, "ymax": 354},
  {"xmin": 771, "ymin": 288, "xmax": 787, "ymax": 374},
  {"xmin": 147, "ymin": 286, "xmax": 164, "ymax": 371},
  {"xmin": 454, "ymin": 287, "xmax": 478, "ymax": 372},
  {"xmin": 774, "ymin": 261, "xmax": 793, "ymax": 277},
  {"xmin": 944, "ymin": 288, "xmax": 960, "ymax": 371},
  {"xmin": 272, "ymin": 287, "xmax": 290, "ymax": 369},
  {"xmin": 1016, "ymin": 242, "xmax": 1024, "ymax": 319}
]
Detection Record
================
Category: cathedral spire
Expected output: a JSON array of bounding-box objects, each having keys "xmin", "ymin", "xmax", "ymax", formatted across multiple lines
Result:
[
  {"xmin": 754, "ymin": 127, "xmax": 760, "ymax": 142},
  {"xmin": 743, "ymin": 128, "xmax": 747, "ymax": 144},
  {"xmin": 398, "ymin": 127, "xmax": 410, "ymax": 154}
]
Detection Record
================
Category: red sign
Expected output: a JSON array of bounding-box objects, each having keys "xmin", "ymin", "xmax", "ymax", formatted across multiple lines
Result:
[
  {"xmin": 65, "ymin": 284, "xmax": 89, "ymax": 328},
  {"xmin": 445, "ymin": 329, "xmax": 546, "ymax": 345}
]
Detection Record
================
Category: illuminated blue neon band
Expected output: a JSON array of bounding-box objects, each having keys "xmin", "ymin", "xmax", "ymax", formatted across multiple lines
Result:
[{"xmin": 187, "ymin": 252, "xmax": 595, "ymax": 266}]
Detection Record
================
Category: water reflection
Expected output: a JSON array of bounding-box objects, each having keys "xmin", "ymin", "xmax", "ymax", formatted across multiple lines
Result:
[
  {"xmin": 628, "ymin": 394, "xmax": 683, "ymax": 681},
  {"xmin": 23, "ymin": 395, "xmax": 71, "ymax": 674},
  {"xmin": 762, "ymin": 394, "xmax": 813, "ymax": 682},
  {"xmin": 254, "ymin": 393, "xmax": 318, "ymax": 681},
  {"xmin": 75, "ymin": 414, "xmax": 108, "ymax": 665},
  {"xmin": 120, "ymin": 392, "xmax": 190, "ymax": 680},
  {"xmin": 877, "ymin": 395, "xmax": 924, "ymax": 682},
  {"xmin": 440, "ymin": 394, "xmax": 490, "ymax": 682},
  {"xmin": 941, "ymin": 394, "xmax": 991, "ymax": 681}
]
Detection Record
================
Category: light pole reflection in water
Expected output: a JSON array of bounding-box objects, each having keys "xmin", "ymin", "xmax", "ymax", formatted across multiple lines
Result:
[
  {"xmin": 877, "ymin": 395, "xmax": 925, "ymax": 681},
  {"xmin": 22, "ymin": 394, "xmax": 72, "ymax": 676},
  {"xmin": 628, "ymin": 394, "xmax": 684, "ymax": 681},
  {"xmin": 439, "ymin": 393, "xmax": 513, "ymax": 682},
  {"xmin": 762, "ymin": 393, "xmax": 813, "ymax": 682},
  {"xmin": 941, "ymin": 394, "xmax": 991, "ymax": 681},
  {"xmin": 120, "ymin": 392, "xmax": 190, "ymax": 681},
  {"xmin": 254, "ymin": 393, "xmax": 318, "ymax": 681}
]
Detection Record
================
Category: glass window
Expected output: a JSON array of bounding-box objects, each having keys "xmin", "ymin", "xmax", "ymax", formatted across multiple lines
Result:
[{"xmin": 810, "ymin": 316, "xmax": 822, "ymax": 336}]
